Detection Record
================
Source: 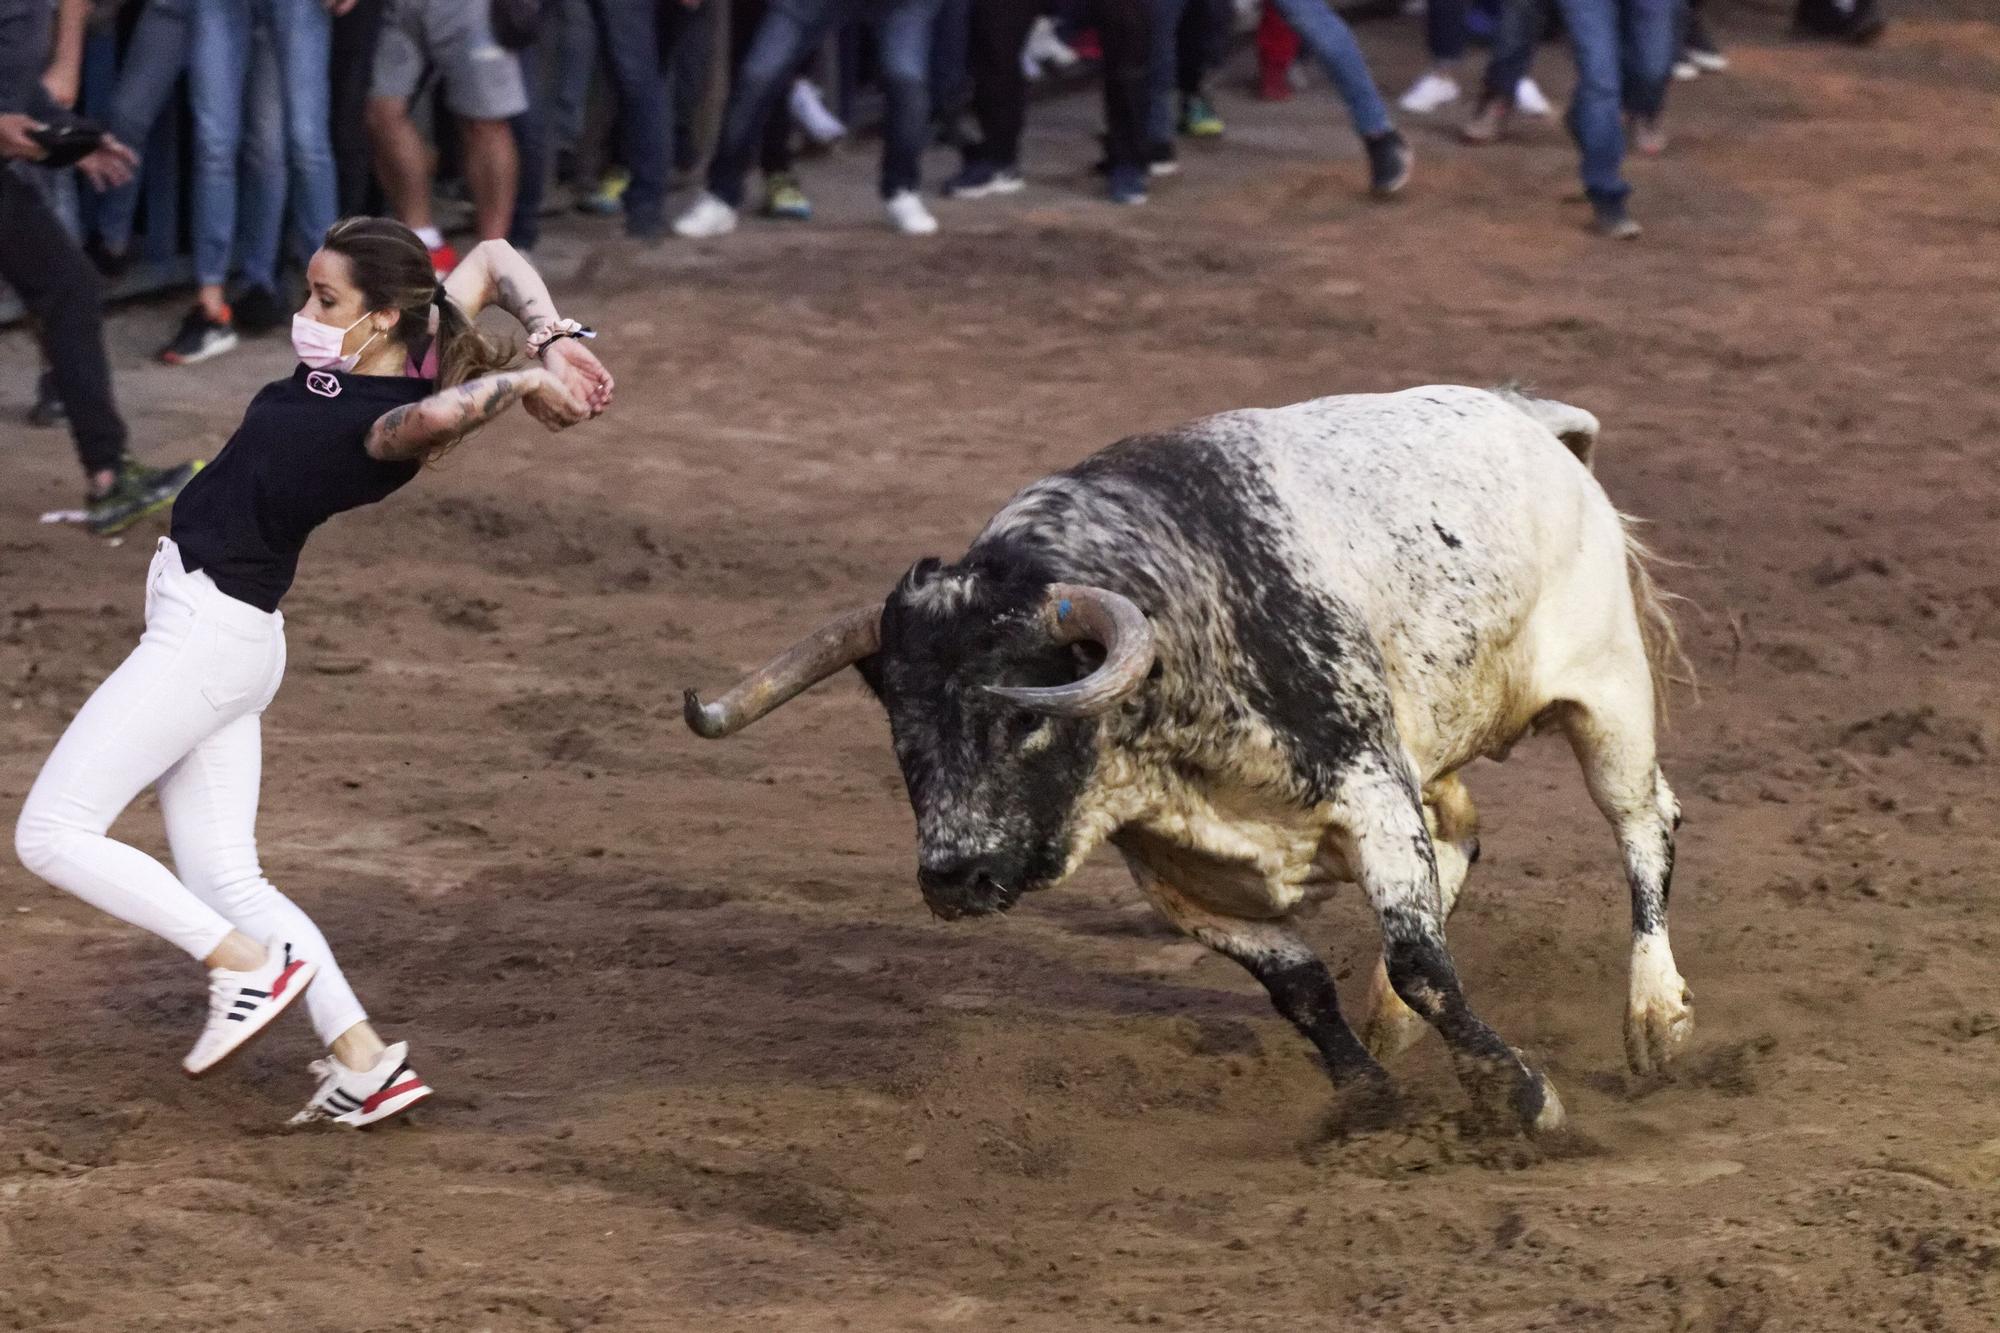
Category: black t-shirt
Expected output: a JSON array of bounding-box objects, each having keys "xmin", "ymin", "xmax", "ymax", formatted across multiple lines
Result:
[{"xmin": 170, "ymin": 364, "xmax": 433, "ymax": 612}]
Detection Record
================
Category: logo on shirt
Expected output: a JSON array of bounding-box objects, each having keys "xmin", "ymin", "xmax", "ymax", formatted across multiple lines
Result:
[{"xmin": 306, "ymin": 371, "xmax": 342, "ymax": 399}]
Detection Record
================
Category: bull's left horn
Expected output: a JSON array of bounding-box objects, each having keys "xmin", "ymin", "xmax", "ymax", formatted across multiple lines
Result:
[
  {"xmin": 988, "ymin": 583, "xmax": 1156, "ymax": 719},
  {"xmin": 684, "ymin": 604, "xmax": 883, "ymax": 739}
]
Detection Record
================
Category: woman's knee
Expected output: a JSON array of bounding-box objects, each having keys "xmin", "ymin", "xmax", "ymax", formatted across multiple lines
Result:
[{"xmin": 14, "ymin": 803, "xmax": 72, "ymax": 879}]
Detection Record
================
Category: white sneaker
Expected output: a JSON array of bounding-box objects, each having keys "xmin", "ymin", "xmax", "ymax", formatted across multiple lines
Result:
[
  {"xmin": 289, "ymin": 1041, "xmax": 433, "ymax": 1128},
  {"xmin": 1021, "ymin": 17, "xmax": 1078, "ymax": 80},
  {"xmin": 1514, "ymin": 77, "xmax": 1553, "ymax": 117},
  {"xmin": 788, "ymin": 79, "xmax": 846, "ymax": 146},
  {"xmin": 1672, "ymin": 58, "xmax": 1700, "ymax": 80},
  {"xmin": 884, "ymin": 190, "xmax": 939, "ymax": 235},
  {"xmin": 673, "ymin": 193, "xmax": 739, "ymax": 239},
  {"xmin": 183, "ymin": 939, "xmax": 317, "ymax": 1077},
  {"xmin": 1398, "ymin": 71, "xmax": 1460, "ymax": 114}
]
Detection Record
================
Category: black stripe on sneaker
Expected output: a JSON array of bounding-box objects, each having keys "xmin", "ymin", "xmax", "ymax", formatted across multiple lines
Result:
[
  {"xmin": 233, "ymin": 999, "xmax": 259, "ymax": 1010},
  {"xmin": 226, "ymin": 1012, "xmax": 247, "ymax": 1021},
  {"xmin": 239, "ymin": 988, "xmax": 270, "ymax": 999},
  {"xmin": 326, "ymin": 1092, "xmax": 363, "ymax": 1111}
]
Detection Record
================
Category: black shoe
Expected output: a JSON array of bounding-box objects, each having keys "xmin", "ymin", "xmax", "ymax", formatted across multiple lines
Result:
[
  {"xmin": 1365, "ymin": 130, "xmax": 1413, "ymax": 197},
  {"xmin": 1589, "ymin": 198, "xmax": 1643, "ymax": 239},
  {"xmin": 1795, "ymin": 0, "xmax": 1884, "ymax": 42},
  {"xmin": 28, "ymin": 369, "xmax": 66, "ymax": 428},
  {"xmin": 159, "ymin": 304, "xmax": 239, "ymax": 365},
  {"xmin": 86, "ymin": 458, "xmax": 204, "ymax": 537},
  {"xmin": 232, "ymin": 285, "xmax": 285, "ymax": 336},
  {"xmin": 1147, "ymin": 141, "xmax": 1179, "ymax": 177},
  {"xmin": 84, "ymin": 235, "xmax": 131, "ymax": 280}
]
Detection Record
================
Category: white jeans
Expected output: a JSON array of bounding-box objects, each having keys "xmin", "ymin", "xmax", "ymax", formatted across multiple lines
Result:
[{"xmin": 14, "ymin": 539, "xmax": 366, "ymax": 1046}]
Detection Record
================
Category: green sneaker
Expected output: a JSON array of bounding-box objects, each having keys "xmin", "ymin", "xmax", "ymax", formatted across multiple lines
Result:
[
  {"xmin": 87, "ymin": 458, "xmax": 203, "ymax": 537},
  {"xmin": 1179, "ymin": 95, "xmax": 1224, "ymax": 138},
  {"xmin": 577, "ymin": 167, "xmax": 631, "ymax": 217},
  {"xmin": 762, "ymin": 173, "xmax": 813, "ymax": 221}
]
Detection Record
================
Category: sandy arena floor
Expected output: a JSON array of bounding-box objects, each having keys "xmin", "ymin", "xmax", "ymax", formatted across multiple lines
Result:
[{"xmin": 4, "ymin": 8, "xmax": 2000, "ymax": 1330}]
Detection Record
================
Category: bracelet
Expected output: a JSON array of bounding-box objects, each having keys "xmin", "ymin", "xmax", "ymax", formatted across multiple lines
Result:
[{"xmin": 526, "ymin": 318, "xmax": 595, "ymax": 359}]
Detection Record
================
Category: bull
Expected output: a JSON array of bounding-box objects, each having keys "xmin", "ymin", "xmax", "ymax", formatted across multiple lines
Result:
[{"xmin": 684, "ymin": 385, "xmax": 1693, "ymax": 1136}]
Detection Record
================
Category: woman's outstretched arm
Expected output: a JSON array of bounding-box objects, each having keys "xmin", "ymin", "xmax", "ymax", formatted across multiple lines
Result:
[
  {"xmin": 440, "ymin": 239, "xmax": 614, "ymax": 421},
  {"xmin": 364, "ymin": 368, "xmax": 588, "ymax": 463}
]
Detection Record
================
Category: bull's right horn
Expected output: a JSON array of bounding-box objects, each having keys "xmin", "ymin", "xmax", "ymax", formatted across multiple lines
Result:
[
  {"xmin": 987, "ymin": 583, "xmax": 1156, "ymax": 719},
  {"xmin": 683, "ymin": 605, "xmax": 883, "ymax": 739}
]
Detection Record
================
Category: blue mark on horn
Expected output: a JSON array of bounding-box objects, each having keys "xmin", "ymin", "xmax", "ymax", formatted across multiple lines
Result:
[{"xmin": 1056, "ymin": 599, "xmax": 1073, "ymax": 621}]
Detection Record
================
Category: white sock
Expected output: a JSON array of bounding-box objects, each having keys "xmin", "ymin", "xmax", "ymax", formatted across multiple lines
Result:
[{"xmin": 414, "ymin": 226, "xmax": 444, "ymax": 250}]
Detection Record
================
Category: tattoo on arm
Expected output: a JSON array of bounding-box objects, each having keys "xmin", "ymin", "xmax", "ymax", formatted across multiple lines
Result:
[
  {"xmin": 495, "ymin": 272, "xmax": 558, "ymax": 336},
  {"xmin": 366, "ymin": 372, "xmax": 536, "ymax": 461}
]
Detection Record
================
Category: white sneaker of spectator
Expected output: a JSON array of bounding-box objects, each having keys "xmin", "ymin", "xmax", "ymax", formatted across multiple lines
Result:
[
  {"xmin": 1514, "ymin": 77, "xmax": 1553, "ymax": 116},
  {"xmin": 1398, "ymin": 71, "xmax": 1460, "ymax": 114},
  {"xmin": 884, "ymin": 191, "xmax": 939, "ymax": 236},
  {"xmin": 789, "ymin": 80, "xmax": 846, "ymax": 146},
  {"xmin": 1021, "ymin": 17, "xmax": 1079, "ymax": 81},
  {"xmin": 674, "ymin": 193, "xmax": 740, "ymax": 239}
]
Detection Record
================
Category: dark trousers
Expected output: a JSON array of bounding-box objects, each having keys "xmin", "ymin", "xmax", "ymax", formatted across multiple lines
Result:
[
  {"xmin": 731, "ymin": 0, "xmax": 800, "ymax": 176},
  {"xmin": 590, "ymin": 0, "xmax": 711, "ymax": 228},
  {"xmin": 330, "ymin": 0, "xmax": 388, "ymax": 216},
  {"xmin": 0, "ymin": 168, "xmax": 127, "ymax": 478},
  {"xmin": 1176, "ymin": 0, "xmax": 1230, "ymax": 96},
  {"xmin": 963, "ymin": 0, "xmax": 1039, "ymax": 166},
  {"xmin": 963, "ymin": 0, "xmax": 1147, "ymax": 171}
]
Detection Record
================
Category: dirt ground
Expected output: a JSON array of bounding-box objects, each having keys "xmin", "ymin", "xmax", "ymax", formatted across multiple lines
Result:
[{"xmin": 4, "ymin": 6, "xmax": 2000, "ymax": 1330}]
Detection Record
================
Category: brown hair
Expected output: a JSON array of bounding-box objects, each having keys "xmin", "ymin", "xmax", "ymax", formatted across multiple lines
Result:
[{"xmin": 320, "ymin": 216, "xmax": 515, "ymax": 392}]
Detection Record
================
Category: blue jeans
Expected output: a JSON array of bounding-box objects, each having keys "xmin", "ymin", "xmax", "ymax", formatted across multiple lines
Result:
[
  {"xmin": 1261, "ymin": 0, "xmax": 1393, "ymax": 138},
  {"xmin": 708, "ymin": 0, "xmax": 946, "ymax": 205},
  {"xmin": 1551, "ymin": 0, "xmax": 1677, "ymax": 204},
  {"xmin": 1481, "ymin": 0, "xmax": 1546, "ymax": 102},
  {"xmin": 97, "ymin": 0, "xmax": 191, "ymax": 255},
  {"xmin": 189, "ymin": 0, "xmax": 338, "ymax": 290},
  {"xmin": 587, "ymin": 0, "xmax": 710, "ymax": 231},
  {"xmin": 1143, "ymin": 0, "xmax": 1190, "ymax": 149}
]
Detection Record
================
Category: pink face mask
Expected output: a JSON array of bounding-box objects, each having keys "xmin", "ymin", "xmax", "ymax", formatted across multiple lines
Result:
[{"xmin": 291, "ymin": 311, "xmax": 381, "ymax": 372}]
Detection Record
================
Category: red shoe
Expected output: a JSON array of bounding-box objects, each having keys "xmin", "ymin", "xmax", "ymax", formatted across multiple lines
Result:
[
  {"xmin": 427, "ymin": 242, "xmax": 459, "ymax": 278},
  {"xmin": 1258, "ymin": 67, "xmax": 1295, "ymax": 102},
  {"xmin": 1069, "ymin": 27, "xmax": 1101, "ymax": 60}
]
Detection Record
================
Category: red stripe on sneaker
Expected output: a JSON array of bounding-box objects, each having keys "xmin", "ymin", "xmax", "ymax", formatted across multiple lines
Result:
[
  {"xmin": 269, "ymin": 959, "xmax": 308, "ymax": 1001},
  {"xmin": 361, "ymin": 1077, "xmax": 428, "ymax": 1114}
]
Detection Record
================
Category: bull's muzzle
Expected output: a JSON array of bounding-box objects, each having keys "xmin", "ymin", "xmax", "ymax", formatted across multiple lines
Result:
[{"xmin": 918, "ymin": 855, "xmax": 1024, "ymax": 920}]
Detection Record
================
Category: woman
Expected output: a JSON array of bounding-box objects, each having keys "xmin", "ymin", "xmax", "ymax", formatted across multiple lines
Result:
[{"xmin": 13, "ymin": 218, "xmax": 612, "ymax": 1127}]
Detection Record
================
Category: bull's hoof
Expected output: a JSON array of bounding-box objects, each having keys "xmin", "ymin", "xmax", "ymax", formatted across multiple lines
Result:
[
  {"xmin": 1456, "ymin": 1053, "xmax": 1566, "ymax": 1139},
  {"xmin": 1360, "ymin": 959, "xmax": 1429, "ymax": 1062},
  {"xmin": 1625, "ymin": 986, "xmax": 1695, "ymax": 1075}
]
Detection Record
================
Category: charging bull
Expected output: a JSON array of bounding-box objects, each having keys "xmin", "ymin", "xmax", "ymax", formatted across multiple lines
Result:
[{"xmin": 684, "ymin": 385, "xmax": 1692, "ymax": 1136}]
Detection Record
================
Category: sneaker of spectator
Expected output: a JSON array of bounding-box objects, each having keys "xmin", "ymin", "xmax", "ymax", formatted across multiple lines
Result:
[
  {"xmin": 1107, "ymin": 163, "xmax": 1149, "ymax": 205},
  {"xmin": 789, "ymin": 80, "xmax": 847, "ymax": 146},
  {"xmin": 762, "ymin": 173, "xmax": 814, "ymax": 220},
  {"xmin": 1590, "ymin": 197, "xmax": 1642, "ymax": 239},
  {"xmin": 884, "ymin": 190, "xmax": 939, "ymax": 235},
  {"xmin": 1149, "ymin": 142, "xmax": 1179, "ymax": 176},
  {"xmin": 578, "ymin": 167, "xmax": 631, "ymax": 216},
  {"xmin": 1179, "ymin": 95, "xmax": 1224, "ymax": 137},
  {"xmin": 1364, "ymin": 130, "xmax": 1413, "ymax": 197},
  {"xmin": 674, "ymin": 193, "xmax": 741, "ymax": 239},
  {"xmin": 159, "ymin": 303, "xmax": 239, "ymax": 366},
  {"xmin": 1795, "ymin": 0, "xmax": 1883, "ymax": 44},
  {"xmin": 1673, "ymin": 57, "xmax": 1699, "ymax": 80},
  {"xmin": 1461, "ymin": 96, "xmax": 1509, "ymax": 143},
  {"xmin": 231, "ymin": 285, "xmax": 286, "ymax": 338},
  {"xmin": 1022, "ymin": 17, "xmax": 1081, "ymax": 79},
  {"xmin": 29, "ymin": 368, "xmax": 66, "ymax": 428},
  {"xmin": 86, "ymin": 457, "xmax": 204, "ymax": 537},
  {"xmin": 1630, "ymin": 117, "xmax": 1667, "ymax": 156},
  {"xmin": 1515, "ymin": 77, "xmax": 1552, "ymax": 116},
  {"xmin": 1398, "ymin": 70, "xmax": 1459, "ymax": 113},
  {"xmin": 941, "ymin": 160, "xmax": 1026, "ymax": 199}
]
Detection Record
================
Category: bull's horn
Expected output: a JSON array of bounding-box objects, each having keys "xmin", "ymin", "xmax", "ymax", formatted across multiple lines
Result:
[
  {"xmin": 683, "ymin": 605, "xmax": 883, "ymax": 738},
  {"xmin": 988, "ymin": 583, "xmax": 1156, "ymax": 718}
]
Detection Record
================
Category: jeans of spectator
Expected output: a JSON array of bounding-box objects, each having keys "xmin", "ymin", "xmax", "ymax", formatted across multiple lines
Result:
[
  {"xmin": 730, "ymin": 0, "xmax": 806, "ymax": 177},
  {"xmin": 1142, "ymin": 0, "xmax": 1190, "ymax": 148},
  {"xmin": 1480, "ymin": 0, "xmax": 1546, "ymax": 101},
  {"xmin": 707, "ymin": 0, "xmax": 946, "ymax": 206},
  {"xmin": 1175, "ymin": 0, "xmax": 1229, "ymax": 97},
  {"xmin": 1092, "ymin": 0, "xmax": 1150, "ymax": 171},
  {"xmin": 588, "ymin": 0, "xmax": 708, "ymax": 231},
  {"xmin": 0, "ymin": 167, "xmax": 127, "ymax": 476},
  {"xmin": 670, "ymin": 0, "xmax": 717, "ymax": 172},
  {"xmin": 963, "ymin": 0, "xmax": 1039, "ymax": 166},
  {"xmin": 1426, "ymin": 0, "xmax": 1467, "ymax": 60},
  {"xmin": 1551, "ymin": 0, "xmax": 1675, "ymax": 204},
  {"xmin": 512, "ymin": 0, "xmax": 575, "ymax": 248},
  {"xmin": 95, "ymin": 0, "xmax": 188, "ymax": 255},
  {"xmin": 330, "ymin": 0, "xmax": 388, "ymax": 216},
  {"xmin": 1262, "ymin": 0, "xmax": 1393, "ymax": 137},
  {"xmin": 552, "ymin": 0, "xmax": 600, "ymax": 163},
  {"xmin": 190, "ymin": 0, "xmax": 338, "ymax": 291}
]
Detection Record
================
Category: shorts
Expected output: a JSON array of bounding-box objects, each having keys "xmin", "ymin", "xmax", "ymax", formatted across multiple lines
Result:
[{"xmin": 372, "ymin": 0, "xmax": 529, "ymax": 121}]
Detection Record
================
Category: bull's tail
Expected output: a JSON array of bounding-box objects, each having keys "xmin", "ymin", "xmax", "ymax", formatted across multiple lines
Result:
[
  {"xmin": 1621, "ymin": 519, "xmax": 1697, "ymax": 724},
  {"xmin": 1493, "ymin": 384, "xmax": 1601, "ymax": 469}
]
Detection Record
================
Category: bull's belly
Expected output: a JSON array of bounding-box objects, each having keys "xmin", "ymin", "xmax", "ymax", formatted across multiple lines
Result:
[{"xmin": 1115, "ymin": 826, "xmax": 1323, "ymax": 920}]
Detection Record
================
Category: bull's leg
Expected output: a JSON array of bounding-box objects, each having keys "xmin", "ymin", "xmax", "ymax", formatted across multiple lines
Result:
[
  {"xmin": 1557, "ymin": 693, "xmax": 1692, "ymax": 1075},
  {"xmin": 1338, "ymin": 769, "xmax": 1565, "ymax": 1136},
  {"xmin": 1361, "ymin": 774, "xmax": 1480, "ymax": 1060},
  {"xmin": 1124, "ymin": 860, "xmax": 1393, "ymax": 1106}
]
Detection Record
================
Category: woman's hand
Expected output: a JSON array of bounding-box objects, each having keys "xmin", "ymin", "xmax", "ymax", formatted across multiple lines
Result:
[
  {"xmin": 540, "ymin": 338, "xmax": 614, "ymax": 418},
  {"xmin": 76, "ymin": 135, "xmax": 139, "ymax": 190},
  {"xmin": 521, "ymin": 367, "xmax": 591, "ymax": 433}
]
